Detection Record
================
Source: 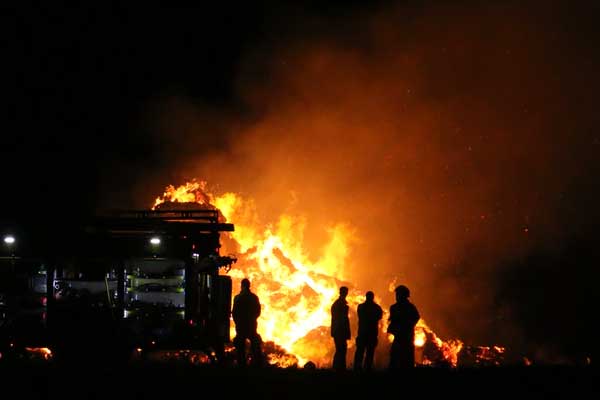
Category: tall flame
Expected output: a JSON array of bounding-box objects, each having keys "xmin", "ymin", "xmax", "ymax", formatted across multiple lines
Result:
[
  {"xmin": 153, "ymin": 180, "xmax": 211, "ymax": 209},
  {"xmin": 153, "ymin": 180, "xmax": 466, "ymax": 367}
]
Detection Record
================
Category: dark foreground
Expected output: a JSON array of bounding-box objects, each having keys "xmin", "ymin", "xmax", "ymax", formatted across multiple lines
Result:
[{"xmin": 0, "ymin": 360, "xmax": 598, "ymax": 399}]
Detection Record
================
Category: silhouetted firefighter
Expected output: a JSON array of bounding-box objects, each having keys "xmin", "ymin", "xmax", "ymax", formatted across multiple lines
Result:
[
  {"xmin": 353, "ymin": 291, "xmax": 383, "ymax": 371},
  {"xmin": 387, "ymin": 285, "xmax": 420, "ymax": 369},
  {"xmin": 331, "ymin": 286, "xmax": 351, "ymax": 371},
  {"xmin": 232, "ymin": 278, "xmax": 264, "ymax": 367}
]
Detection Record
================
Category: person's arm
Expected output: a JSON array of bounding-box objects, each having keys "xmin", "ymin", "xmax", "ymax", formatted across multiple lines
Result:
[
  {"xmin": 255, "ymin": 295, "xmax": 261, "ymax": 319},
  {"xmin": 386, "ymin": 307, "xmax": 395, "ymax": 334},
  {"xmin": 411, "ymin": 304, "xmax": 420, "ymax": 325},
  {"xmin": 232, "ymin": 295, "xmax": 239, "ymax": 322}
]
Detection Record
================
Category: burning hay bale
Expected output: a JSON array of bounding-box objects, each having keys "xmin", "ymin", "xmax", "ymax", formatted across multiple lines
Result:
[
  {"xmin": 154, "ymin": 201, "xmax": 215, "ymax": 211},
  {"xmin": 290, "ymin": 326, "xmax": 335, "ymax": 368},
  {"xmin": 153, "ymin": 181, "xmax": 213, "ymax": 209},
  {"xmin": 149, "ymin": 181, "xmax": 511, "ymax": 370},
  {"xmin": 263, "ymin": 340, "xmax": 299, "ymax": 368}
]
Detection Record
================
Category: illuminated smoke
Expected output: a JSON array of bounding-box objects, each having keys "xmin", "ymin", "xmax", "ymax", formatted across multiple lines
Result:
[{"xmin": 110, "ymin": 2, "xmax": 600, "ymax": 363}]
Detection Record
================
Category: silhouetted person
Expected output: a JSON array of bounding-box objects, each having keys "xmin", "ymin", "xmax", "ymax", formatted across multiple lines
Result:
[
  {"xmin": 232, "ymin": 278, "xmax": 263, "ymax": 367},
  {"xmin": 387, "ymin": 285, "xmax": 420, "ymax": 369},
  {"xmin": 331, "ymin": 286, "xmax": 351, "ymax": 371},
  {"xmin": 353, "ymin": 291, "xmax": 383, "ymax": 371}
]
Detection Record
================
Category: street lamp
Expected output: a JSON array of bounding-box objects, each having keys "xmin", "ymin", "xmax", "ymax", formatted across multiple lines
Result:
[
  {"xmin": 149, "ymin": 236, "xmax": 161, "ymax": 258},
  {"xmin": 3, "ymin": 234, "xmax": 16, "ymax": 272}
]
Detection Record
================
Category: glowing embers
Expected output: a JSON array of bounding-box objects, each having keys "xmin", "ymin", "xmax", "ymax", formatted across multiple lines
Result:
[
  {"xmin": 25, "ymin": 347, "xmax": 52, "ymax": 360},
  {"xmin": 414, "ymin": 321, "xmax": 464, "ymax": 367},
  {"xmin": 130, "ymin": 342, "xmax": 299, "ymax": 368},
  {"xmin": 0, "ymin": 343, "xmax": 53, "ymax": 362},
  {"xmin": 132, "ymin": 348, "xmax": 214, "ymax": 365},
  {"xmin": 458, "ymin": 345, "xmax": 506, "ymax": 367}
]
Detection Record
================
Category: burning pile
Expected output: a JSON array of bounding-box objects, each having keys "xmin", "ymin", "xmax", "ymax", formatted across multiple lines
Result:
[
  {"xmin": 152, "ymin": 180, "xmax": 493, "ymax": 368},
  {"xmin": 458, "ymin": 345, "xmax": 506, "ymax": 367}
]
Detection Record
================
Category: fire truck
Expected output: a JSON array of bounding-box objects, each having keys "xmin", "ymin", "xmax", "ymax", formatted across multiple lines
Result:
[
  {"xmin": 0, "ymin": 207, "xmax": 236, "ymax": 364},
  {"xmin": 1, "ymin": 227, "xmax": 48, "ymax": 359}
]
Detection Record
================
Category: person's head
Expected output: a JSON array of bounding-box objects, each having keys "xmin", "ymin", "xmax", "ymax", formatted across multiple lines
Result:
[
  {"xmin": 365, "ymin": 291, "xmax": 374, "ymax": 302},
  {"xmin": 339, "ymin": 286, "xmax": 349, "ymax": 298},
  {"xmin": 395, "ymin": 285, "xmax": 410, "ymax": 300},
  {"xmin": 241, "ymin": 278, "xmax": 251, "ymax": 291}
]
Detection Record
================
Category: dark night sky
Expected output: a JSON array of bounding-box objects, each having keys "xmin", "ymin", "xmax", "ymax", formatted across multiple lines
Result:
[
  {"xmin": 5, "ymin": 1, "xmax": 599, "ymax": 218},
  {"xmin": 4, "ymin": 1, "xmax": 600, "ymax": 362},
  {"xmin": 5, "ymin": 2, "xmax": 256, "ymax": 217},
  {"xmin": 4, "ymin": 1, "xmax": 386, "ymax": 217}
]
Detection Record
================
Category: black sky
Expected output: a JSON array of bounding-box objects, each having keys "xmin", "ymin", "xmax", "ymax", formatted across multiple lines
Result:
[
  {"xmin": 5, "ymin": 3, "xmax": 250, "ymax": 217},
  {"xmin": 6, "ymin": 1, "xmax": 598, "ymax": 215},
  {"xmin": 4, "ymin": 1, "xmax": 600, "ymax": 362},
  {"xmin": 4, "ymin": 1, "xmax": 391, "ymax": 221}
]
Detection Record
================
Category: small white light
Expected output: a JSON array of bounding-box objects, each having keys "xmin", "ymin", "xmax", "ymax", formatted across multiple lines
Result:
[
  {"xmin": 3, "ymin": 235, "xmax": 15, "ymax": 245},
  {"xmin": 150, "ymin": 237, "xmax": 161, "ymax": 245}
]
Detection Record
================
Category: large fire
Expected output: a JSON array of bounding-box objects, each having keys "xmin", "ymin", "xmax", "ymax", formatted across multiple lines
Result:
[{"xmin": 153, "ymin": 180, "xmax": 473, "ymax": 368}]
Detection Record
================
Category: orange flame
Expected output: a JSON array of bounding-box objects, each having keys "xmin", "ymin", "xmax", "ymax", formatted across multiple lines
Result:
[
  {"xmin": 416, "ymin": 320, "xmax": 463, "ymax": 367},
  {"xmin": 24, "ymin": 347, "xmax": 53, "ymax": 360},
  {"xmin": 153, "ymin": 180, "xmax": 212, "ymax": 209},
  {"xmin": 153, "ymin": 181, "xmax": 466, "ymax": 368}
]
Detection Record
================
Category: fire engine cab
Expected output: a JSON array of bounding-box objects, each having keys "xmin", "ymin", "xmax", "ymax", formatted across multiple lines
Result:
[{"xmin": 1, "ymin": 207, "xmax": 236, "ymax": 364}]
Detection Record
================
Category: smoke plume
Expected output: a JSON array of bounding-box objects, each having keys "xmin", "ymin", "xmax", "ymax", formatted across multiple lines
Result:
[{"xmin": 110, "ymin": 1, "xmax": 600, "ymax": 362}]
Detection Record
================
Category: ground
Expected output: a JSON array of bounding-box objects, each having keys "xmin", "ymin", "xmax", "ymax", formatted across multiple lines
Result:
[{"xmin": 0, "ymin": 359, "xmax": 598, "ymax": 399}]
